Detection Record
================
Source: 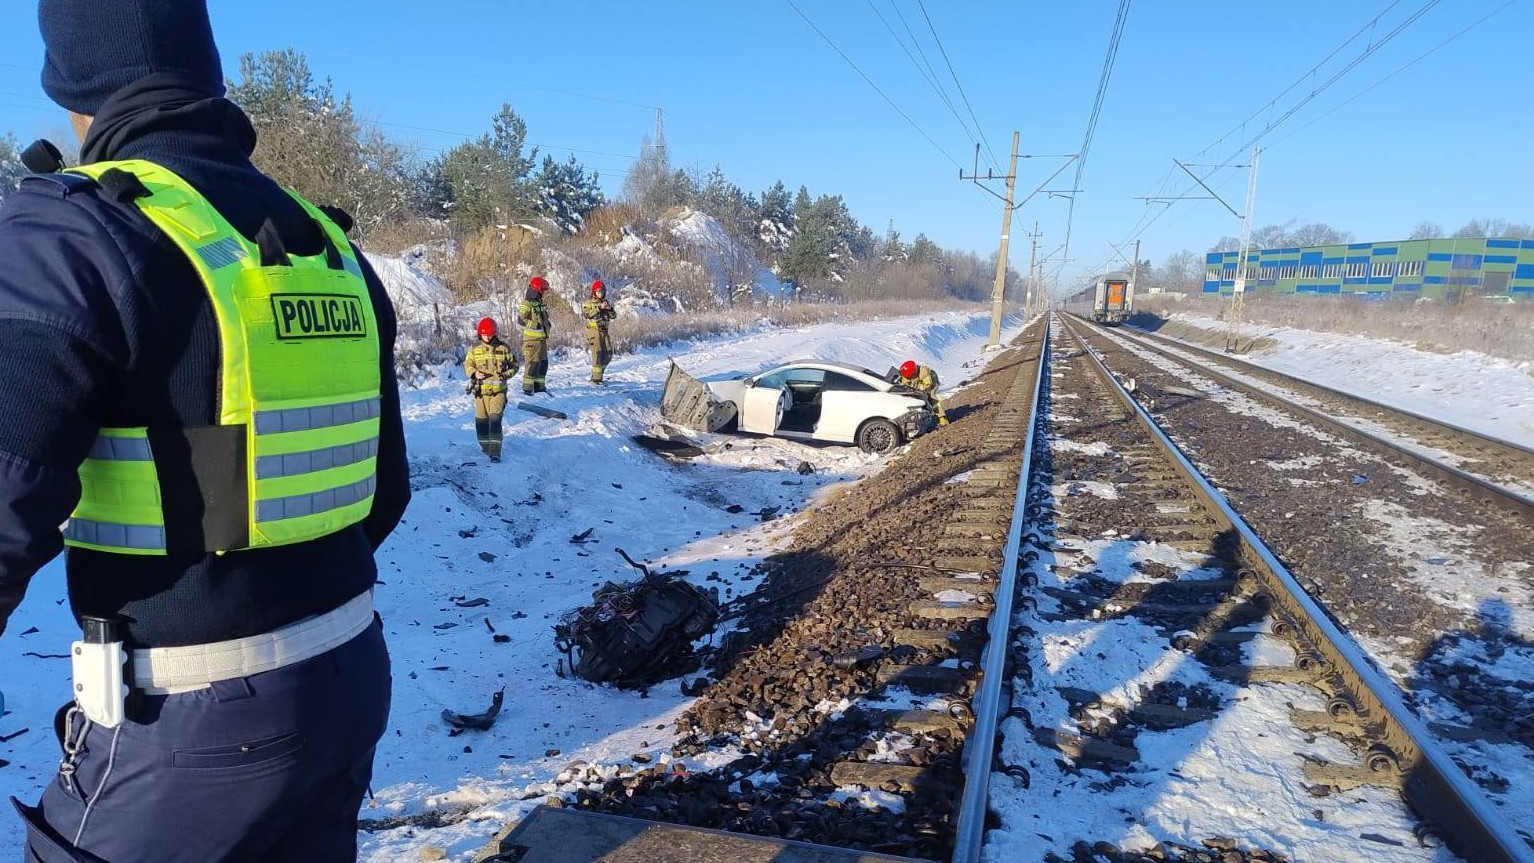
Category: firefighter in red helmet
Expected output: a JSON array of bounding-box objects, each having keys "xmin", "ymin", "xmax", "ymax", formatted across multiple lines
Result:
[
  {"xmin": 582, "ymin": 279, "xmax": 617, "ymax": 384},
  {"xmin": 897, "ymin": 359, "xmax": 948, "ymax": 426},
  {"xmin": 464, "ymin": 316, "xmax": 518, "ymax": 460},
  {"xmin": 518, "ymin": 276, "xmax": 552, "ymax": 395}
]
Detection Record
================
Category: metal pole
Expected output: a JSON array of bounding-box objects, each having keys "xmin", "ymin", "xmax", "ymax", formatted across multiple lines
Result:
[
  {"xmin": 1131, "ymin": 238, "xmax": 1141, "ymax": 295},
  {"xmin": 1026, "ymin": 223, "xmax": 1040, "ymax": 319},
  {"xmin": 1227, "ymin": 146, "xmax": 1261, "ymax": 352},
  {"xmin": 987, "ymin": 131, "xmax": 1020, "ymax": 347}
]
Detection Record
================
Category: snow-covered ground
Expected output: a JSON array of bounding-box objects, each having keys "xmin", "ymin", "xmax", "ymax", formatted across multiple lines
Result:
[
  {"xmin": 0, "ymin": 309, "xmax": 1018, "ymax": 859},
  {"xmin": 1137, "ymin": 313, "xmax": 1534, "ymax": 445}
]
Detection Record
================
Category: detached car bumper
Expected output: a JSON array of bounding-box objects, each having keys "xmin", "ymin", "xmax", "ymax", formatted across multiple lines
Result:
[{"xmin": 901, "ymin": 406, "xmax": 938, "ymax": 440}]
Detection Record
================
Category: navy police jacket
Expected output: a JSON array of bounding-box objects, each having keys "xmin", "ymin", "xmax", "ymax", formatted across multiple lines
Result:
[{"xmin": 0, "ymin": 90, "xmax": 410, "ymax": 647}]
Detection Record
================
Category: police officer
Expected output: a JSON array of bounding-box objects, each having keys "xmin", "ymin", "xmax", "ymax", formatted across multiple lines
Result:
[
  {"xmin": 582, "ymin": 279, "xmax": 617, "ymax": 384},
  {"xmin": 464, "ymin": 317, "xmax": 517, "ymax": 461},
  {"xmin": 0, "ymin": 2, "xmax": 410, "ymax": 860},
  {"xmin": 898, "ymin": 360, "xmax": 949, "ymax": 426},
  {"xmin": 519, "ymin": 276, "xmax": 553, "ymax": 395}
]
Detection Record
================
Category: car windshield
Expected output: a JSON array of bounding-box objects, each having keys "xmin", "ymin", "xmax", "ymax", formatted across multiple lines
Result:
[{"xmin": 755, "ymin": 367, "xmax": 824, "ymax": 389}]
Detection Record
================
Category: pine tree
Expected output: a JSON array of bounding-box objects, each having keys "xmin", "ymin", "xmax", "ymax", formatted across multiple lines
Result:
[
  {"xmin": 429, "ymin": 104, "xmax": 540, "ymax": 232},
  {"xmin": 882, "ymin": 227, "xmax": 905, "ymax": 262},
  {"xmin": 758, "ymin": 180, "xmax": 794, "ymax": 251},
  {"xmin": 535, "ymin": 154, "xmax": 604, "ymax": 234},
  {"xmin": 908, "ymin": 234, "xmax": 943, "ymax": 266},
  {"xmin": 226, "ymin": 49, "xmax": 418, "ymax": 239},
  {"xmin": 0, "ymin": 132, "xmax": 25, "ymax": 202}
]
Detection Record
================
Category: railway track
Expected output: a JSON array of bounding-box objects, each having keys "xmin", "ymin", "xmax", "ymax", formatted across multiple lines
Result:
[
  {"xmin": 1043, "ymin": 314, "xmax": 1531, "ymax": 862},
  {"xmin": 478, "ymin": 321, "xmax": 1050, "ymax": 862},
  {"xmin": 478, "ymin": 315, "xmax": 1530, "ymax": 863},
  {"xmin": 1090, "ymin": 317, "xmax": 1534, "ymax": 522}
]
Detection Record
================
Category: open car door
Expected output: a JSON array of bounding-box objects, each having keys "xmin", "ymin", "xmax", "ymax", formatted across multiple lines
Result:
[
  {"xmin": 740, "ymin": 382, "xmax": 787, "ymax": 435},
  {"xmin": 659, "ymin": 361, "xmax": 736, "ymax": 432}
]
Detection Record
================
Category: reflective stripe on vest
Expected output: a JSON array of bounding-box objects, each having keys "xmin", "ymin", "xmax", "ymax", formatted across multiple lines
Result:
[
  {"xmin": 63, "ymin": 160, "xmax": 382, "ymax": 555},
  {"xmin": 63, "ymin": 427, "xmax": 167, "ymax": 556}
]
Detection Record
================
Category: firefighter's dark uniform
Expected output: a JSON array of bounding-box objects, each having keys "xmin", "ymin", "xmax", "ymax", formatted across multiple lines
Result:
[
  {"xmin": 464, "ymin": 338, "xmax": 516, "ymax": 458},
  {"xmin": 0, "ymin": 20, "xmax": 409, "ymax": 860},
  {"xmin": 582, "ymin": 296, "xmax": 617, "ymax": 383},
  {"xmin": 902, "ymin": 365, "xmax": 949, "ymax": 425},
  {"xmin": 518, "ymin": 292, "xmax": 551, "ymax": 394}
]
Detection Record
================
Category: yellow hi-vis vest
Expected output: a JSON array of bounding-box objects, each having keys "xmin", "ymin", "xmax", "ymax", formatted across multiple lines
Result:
[{"xmin": 61, "ymin": 160, "xmax": 381, "ymax": 556}]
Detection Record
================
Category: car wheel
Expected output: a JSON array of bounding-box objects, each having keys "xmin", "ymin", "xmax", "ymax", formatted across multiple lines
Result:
[{"xmin": 857, "ymin": 418, "xmax": 902, "ymax": 455}]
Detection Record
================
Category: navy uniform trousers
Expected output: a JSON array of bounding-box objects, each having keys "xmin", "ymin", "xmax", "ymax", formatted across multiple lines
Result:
[{"xmin": 14, "ymin": 619, "xmax": 390, "ymax": 863}]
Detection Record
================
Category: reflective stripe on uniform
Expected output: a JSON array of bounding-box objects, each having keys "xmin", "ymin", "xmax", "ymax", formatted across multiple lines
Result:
[
  {"xmin": 254, "ymin": 436, "xmax": 379, "ymax": 480},
  {"xmin": 256, "ymin": 475, "xmax": 377, "ymax": 523},
  {"xmin": 62, "ymin": 518, "xmax": 166, "ymax": 551},
  {"xmin": 87, "ymin": 436, "xmax": 154, "ymax": 461},
  {"xmin": 196, "ymin": 236, "xmax": 248, "ymax": 270},
  {"xmin": 254, "ymin": 397, "xmax": 381, "ymax": 435}
]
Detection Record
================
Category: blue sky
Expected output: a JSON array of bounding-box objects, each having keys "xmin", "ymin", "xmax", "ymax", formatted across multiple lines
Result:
[{"xmin": 1, "ymin": 0, "xmax": 1530, "ymax": 288}]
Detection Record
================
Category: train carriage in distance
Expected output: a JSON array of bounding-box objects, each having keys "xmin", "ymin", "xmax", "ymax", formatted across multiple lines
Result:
[{"xmin": 1093, "ymin": 272, "xmax": 1135, "ymax": 324}]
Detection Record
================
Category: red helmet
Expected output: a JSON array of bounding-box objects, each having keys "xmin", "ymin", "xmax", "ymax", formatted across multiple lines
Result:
[
  {"xmin": 591, "ymin": 279, "xmax": 605, "ymax": 294},
  {"xmin": 528, "ymin": 276, "xmax": 549, "ymax": 294},
  {"xmin": 899, "ymin": 360, "xmax": 918, "ymax": 379},
  {"xmin": 477, "ymin": 317, "xmax": 497, "ymax": 337}
]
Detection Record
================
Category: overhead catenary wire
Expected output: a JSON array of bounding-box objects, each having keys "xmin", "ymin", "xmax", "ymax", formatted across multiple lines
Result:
[
  {"xmin": 914, "ymin": 0, "xmax": 1002, "ymax": 172},
  {"xmin": 1054, "ymin": 0, "xmax": 1135, "ymax": 281},
  {"xmin": 784, "ymin": 0, "xmax": 965, "ymax": 169},
  {"xmin": 1267, "ymin": 0, "xmax": 1519, "ymax": 149},
  {"xmin": 865, "ymin": 0, "xmax": 990, "ymax": 163},
  {"xmin": 1114, "ymin": 0, "xmax": 1453, "ymax": 252}
]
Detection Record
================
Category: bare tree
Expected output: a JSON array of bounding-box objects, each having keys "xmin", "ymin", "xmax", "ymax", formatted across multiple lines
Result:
[
  {"xmin": 1286, "ymin": 222, "xmax": 1353, "ymax": 247},
  {"xmin": 1157, "ymin": 249, "xmax": 1202, "ymax": 292},
  {"xmin": 1453, "ymin": 217, "xmax": 1511, "ymax": 239},
  {"xmin": 1408, "ymin": 221, "xmax": 1442, "ymax": 240}
]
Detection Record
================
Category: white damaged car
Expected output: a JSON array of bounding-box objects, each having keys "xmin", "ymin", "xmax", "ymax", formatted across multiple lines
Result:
[{"xmin": 660, "ymin": 359, "xmax": 939, "ymax": 455}]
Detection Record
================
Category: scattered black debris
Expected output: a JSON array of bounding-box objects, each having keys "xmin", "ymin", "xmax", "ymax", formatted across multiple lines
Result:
[
  {"xmin": 724, "ymin": 504, "xmax": 744, "ymax": 514},
  {"xmin": 570, "ymin": 528, "xmax": 595, "ymax": 544},
  {"xmin": 612, "ymin": 483, "xmax": 623, "ymax": 489},
  {"xmin": 553, "ymin": 552, "xmax": 720, "ymax": 686},
  {"xmin": 457, "ymin": 527, "xmax": 478, "ymax": 539},
  {"xmin": 545, "ymin": 748, "xmax": 561, "ymax": 757},
  {"xmin": 796, "ymin": 461, "xmax": 814, "ymax": 475},
  {"xmin": 478, "ymin": 551, "xmax": 497, "ymax": 563},
  {"xmin": 829, "ymin": 645, "xmax": 885, "ymax": 669},
  {"xmin": 632, "ymin": 435, "xmax": 708, "ymax": 460},
  {"xmin": 753, "ymin": 506, "xmax": 781, "ymax": 522},
  {"xmin": 493, "ymin": 634, "xmax": 511, "ymax": 644},
  {"xmin": 441, "ymin": 689, "xmax": 505, "ymax": 734},
  {"xmin": 433, "ymin": 622, "xmax": 458, "ymax": 630},
  {"xmin": 484, "ymin": 619, "xmax": 496, "ymax": 633},
  {"xmin": 453, "ymin": 597, "xmax": 490, "ymax": 608},
  {"xmin": 20, "ymin": 627, "xmax": 38, "ymax": 636},
  {"xmin": 511, "ymin": 611, "xmax": 528, "ymax": 620},
  {"xmin": 0, "ymin": 728, "xmax": 30, "ymax": 743}
]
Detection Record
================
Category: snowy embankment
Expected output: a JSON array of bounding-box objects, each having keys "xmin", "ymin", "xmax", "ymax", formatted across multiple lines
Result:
[
  {"xmin": 0, "ymin": 308, "xmax": 1019, "ymax": 859},
  {"xmin": 1136, "ymin": 312, "xmax": 1534, "ymax": 445}
]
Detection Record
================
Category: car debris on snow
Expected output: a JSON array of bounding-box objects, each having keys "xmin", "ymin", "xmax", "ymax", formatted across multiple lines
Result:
[{"xmin": 441, "ymin": 688, "xmax": 505, "ymax": 734}]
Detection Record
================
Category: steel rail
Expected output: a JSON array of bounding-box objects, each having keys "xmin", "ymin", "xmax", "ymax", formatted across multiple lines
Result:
[
  {"xmin": 1080, "ymin": 316, "xmax": 1534, "ymax": 524},
  {"xmin": 950, "ymin": 320, "xmax": 1049, "ymax": 863},
  {"xmin": 1129, "ymin": 323, "xmax": 1534, "ymax": 461},
  {"xmin": 1060, "ymin": 315, "xmax": 1534, "ymax": 863}
]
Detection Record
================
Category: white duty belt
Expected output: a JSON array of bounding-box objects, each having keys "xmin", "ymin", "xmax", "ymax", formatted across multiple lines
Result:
[{"xmin": 132, "ymin": 590, "xmax": 375, "ymax": 694}]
